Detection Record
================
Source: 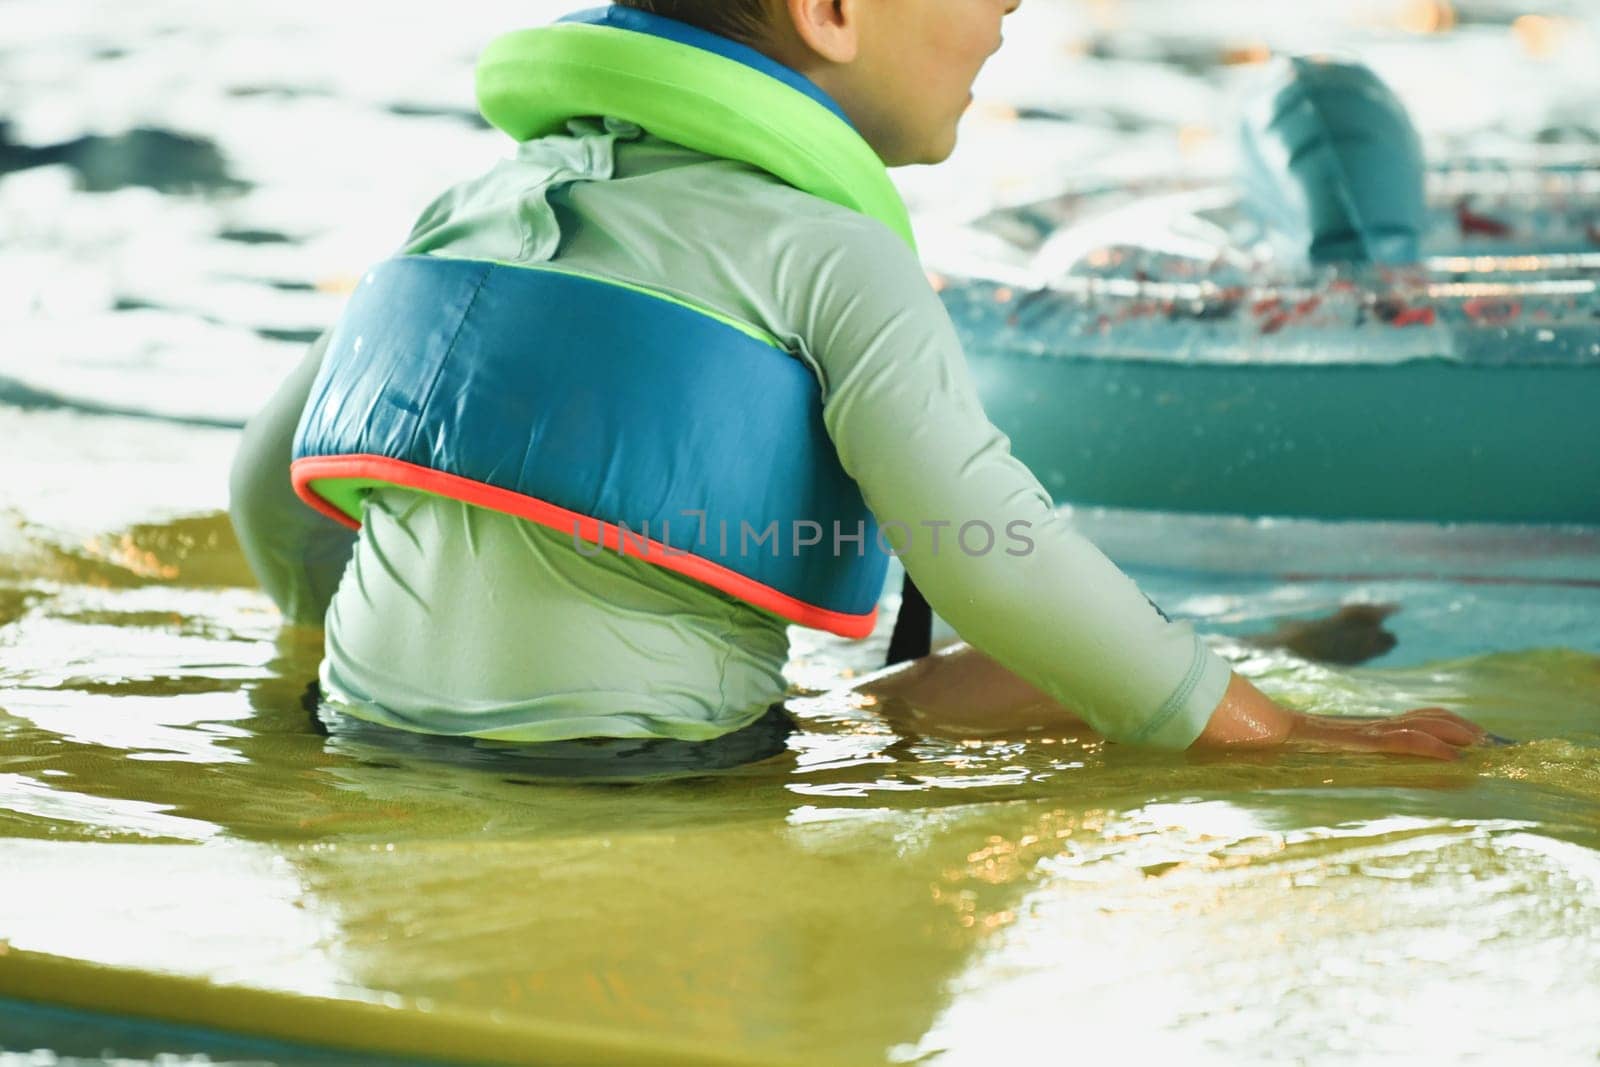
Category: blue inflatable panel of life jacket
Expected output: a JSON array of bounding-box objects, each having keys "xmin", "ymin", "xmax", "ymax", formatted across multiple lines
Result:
[{"xmin": 292, "ymin": 255, "xmax": 889, "ymax": 622}]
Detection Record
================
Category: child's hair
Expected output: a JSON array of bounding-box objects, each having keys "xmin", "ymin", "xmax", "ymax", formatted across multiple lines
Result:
[{"xmin": 614, "ymin": 0, "xmax": 772, "ymax": 45}]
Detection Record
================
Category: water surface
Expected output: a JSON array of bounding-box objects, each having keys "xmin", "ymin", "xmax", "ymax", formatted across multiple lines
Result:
[{"xmin": 2, "ymin": 2, "xmax": 1599, "ymax": 1063}]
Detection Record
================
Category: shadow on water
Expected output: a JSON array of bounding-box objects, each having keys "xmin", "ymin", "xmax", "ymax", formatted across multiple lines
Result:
[
  {"xmin": 111, "ymin": 298, "xmax": 326, "ymax": 347},
  {"xmin": 0, "ymin": 122, "xmax": 250, "ymax": 195},
  {"xmin": 218, "ymin": 228, "xmax": 295, "ymax": 245},
  {"xmin": 0, "ymin": 374, "xmax": 248, "ymax": 430},
  {"xmin": 384, "ymin": 102, "xmax": 491, "ymax": 128}
]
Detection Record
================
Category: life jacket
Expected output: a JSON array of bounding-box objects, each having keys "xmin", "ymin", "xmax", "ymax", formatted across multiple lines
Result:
[{"xmin": 290, "ymin": 5, "xmax": 914, "ymax": 639}]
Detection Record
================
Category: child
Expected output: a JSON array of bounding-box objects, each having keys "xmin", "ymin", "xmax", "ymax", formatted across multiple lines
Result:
[{"xmin": 230, "ymin": 0, "xmax": 1489, "ymax": 764}]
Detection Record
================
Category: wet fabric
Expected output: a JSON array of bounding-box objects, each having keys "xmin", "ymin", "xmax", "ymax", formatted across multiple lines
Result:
[{"xmin": 304, "ymin": 682, "xmax": 798, "ymax": 780}]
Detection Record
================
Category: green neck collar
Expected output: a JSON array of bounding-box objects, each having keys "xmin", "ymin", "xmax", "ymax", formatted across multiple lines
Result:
[{"xmin": 474, "ymin": 11, "xmax": 916, "ymax": 250}]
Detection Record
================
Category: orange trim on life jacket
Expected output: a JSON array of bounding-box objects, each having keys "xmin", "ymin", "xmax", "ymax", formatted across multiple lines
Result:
[{"xmin": 290, "ymin": 453, "xmax": 880, "ymax": 640}]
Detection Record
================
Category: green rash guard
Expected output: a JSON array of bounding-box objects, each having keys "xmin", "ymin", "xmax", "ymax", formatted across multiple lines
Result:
[{"xmin": 229, "ymin": 116, "xmax": 1234, "ymax": 749}]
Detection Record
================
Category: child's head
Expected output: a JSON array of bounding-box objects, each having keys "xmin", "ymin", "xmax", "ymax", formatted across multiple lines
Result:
[{"xmin": 614, "ymin": 0, "xmax": 1022, "ymax": 167}]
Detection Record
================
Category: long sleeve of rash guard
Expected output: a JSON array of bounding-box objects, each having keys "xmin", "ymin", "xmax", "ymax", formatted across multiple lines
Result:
[
  {"xmin": 790, "ymin": 220, "xmax": 1233, "ymax": 749},
  {"xmin": 228, "ymin": 331, "xmax": 355, "ymax": 625}
]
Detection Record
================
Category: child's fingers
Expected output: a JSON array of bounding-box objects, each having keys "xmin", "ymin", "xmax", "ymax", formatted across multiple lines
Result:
[
  {"xmin": 1394, "ymin": 707, "xmax": 1488, "ymax": 739},
  {"xmin": 1291, "ymin": 717, "xmax": 1461, "ymax": 760},
  {"xmin": 1404, "ymin": 717, "xmax": 1483, "ymax": 747},
  {"xmin": 1365, "ymin": 726, "xmax": 1463, "ymax": 761}
]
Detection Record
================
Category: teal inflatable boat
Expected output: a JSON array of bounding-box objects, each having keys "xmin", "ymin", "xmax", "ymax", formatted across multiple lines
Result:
[{"xmin": 944, "ymin": 57, "xmax": 1600, "ymax": 524}]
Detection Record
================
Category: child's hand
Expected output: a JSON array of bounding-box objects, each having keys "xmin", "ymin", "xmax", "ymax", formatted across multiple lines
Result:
[
  {"xmin": 1194, "ymin": 672, "xmax": 1498, "ymax": 761},
  {"xmin": 1285, "ymin": 706, "xmax": 1491, "ymax": 761}
]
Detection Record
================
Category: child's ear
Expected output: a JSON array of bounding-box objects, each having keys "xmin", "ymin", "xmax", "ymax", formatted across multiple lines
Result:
[{"xmin": 784, "ymin": 0, "xmax": 860, "ymax": 63}]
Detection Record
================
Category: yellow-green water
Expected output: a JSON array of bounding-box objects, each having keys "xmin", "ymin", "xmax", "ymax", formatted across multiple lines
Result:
[
  {"xmin": 5, "ymin": 1, "xmax": 1600, "ymax": 1061},
  {"xmin": 2, "ymin": 468, "xmax": 1598, "ymax": 1063}
]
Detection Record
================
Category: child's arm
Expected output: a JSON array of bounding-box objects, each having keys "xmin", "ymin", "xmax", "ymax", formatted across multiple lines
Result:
[
  {"xmin": 228, "ymin": 331, "xmax": 356, "ymax": 624},
  {"xmin": 790, "ymin": 222, "xmax": 1226, "ymax": 748},
  {"xmin": 793, "ymin": 219, "xmax": 1481, "ymax": 755},
  {"xmin": 858, "ymin": 645, "xmax": 1485, "ymax": 760}
]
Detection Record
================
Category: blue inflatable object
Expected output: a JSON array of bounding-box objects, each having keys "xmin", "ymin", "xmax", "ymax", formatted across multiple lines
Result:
[
  {"xmin": 292, "ymin": 256, "xmax": 890, "ymax": 636},
  {"xmin": 1239, "ymin": 56, "xmax": 1428, "ymax": 266},
  {"xmin": 942, "ymin": 58, "xmax": 1600, "ymax": 525}
]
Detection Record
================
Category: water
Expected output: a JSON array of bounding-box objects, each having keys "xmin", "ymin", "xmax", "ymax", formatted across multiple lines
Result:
[{"xmin": 3, "ymin": 2, "xmax": 1599, "ymax": 1064}]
